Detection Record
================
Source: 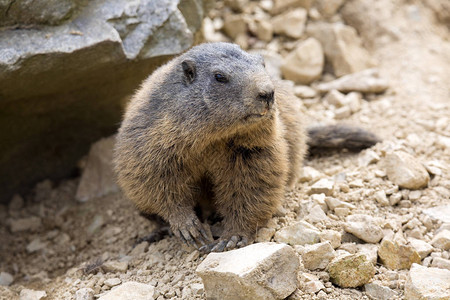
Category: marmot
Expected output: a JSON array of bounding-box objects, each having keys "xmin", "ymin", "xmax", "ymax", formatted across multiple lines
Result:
[{"xmin": 114, "ymin": 42, "xmax": 379, "ymax": 252}]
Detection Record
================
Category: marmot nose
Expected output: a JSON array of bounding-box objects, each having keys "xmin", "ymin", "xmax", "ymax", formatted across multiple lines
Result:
[{"xmin": 258, "ymin": 90, "xmax": 274, "ymax": 106}]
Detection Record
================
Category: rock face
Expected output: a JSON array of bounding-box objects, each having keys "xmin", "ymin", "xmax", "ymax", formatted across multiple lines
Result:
[
  {"xmin": 382, "ymin": 151, "xmax": 430, "ymax": 190},
  {"xmin": 0, "ymin": 0, "xmax": 212, "ymax": 203},
  {"xmin": 196, "ymin": 243, "xmax": 300, "ymax": 300},
  {"xmin": 404, "ymin": 264, "xmax": 450, "ymax": 300}
]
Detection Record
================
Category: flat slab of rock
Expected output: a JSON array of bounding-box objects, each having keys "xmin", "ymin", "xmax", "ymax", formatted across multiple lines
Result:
[
  {"xmin": 196, "ymin": 242, "xmax": 299, "ymax": 300},
  {"xmin": 378, "ymin": 239, "xmax": 421, "ymax": 270},
  {"xmin": 316, "ymin": 68, "xmax": 388, "ymax": 93},
  {"xmin": 424, "ymin": 205, "xmax": 450, "ymax": 223},
  {"xmin": 328, "ymin": 253, "xmax": 375, "ymax": 288},
  {"xmin": 344, "ymin": 214, "xmax": 383, "ymax": 243},
  {"xmin": 404, "ymin": 264, "xmax": 450, "ymax": 300},
  {"xmin": 382, "ymin": 151, "xmax": 429, "ymax": 190},
  {"xmin": 98, "ymin": 281, "xmax": 156, "ymax": 300},
  {"xmin": 274, "ymin": 221, "xmax": 320, "ymax": 245}
]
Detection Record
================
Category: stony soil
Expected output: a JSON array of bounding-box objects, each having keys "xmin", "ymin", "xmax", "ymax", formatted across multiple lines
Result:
[{"xmin": 1, "ymin": 0, "xmax": 449, "ymax": 299}]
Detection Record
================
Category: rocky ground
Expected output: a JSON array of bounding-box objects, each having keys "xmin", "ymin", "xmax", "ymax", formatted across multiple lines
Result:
[{"xmin": 1, "ymin": 0, "xmax": 449, "ymax": 299}]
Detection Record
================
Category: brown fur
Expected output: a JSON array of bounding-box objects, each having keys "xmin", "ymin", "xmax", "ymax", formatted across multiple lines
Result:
[{"xmin": 114, "ymin": 43, "xmax": 307, "ymax": 251}]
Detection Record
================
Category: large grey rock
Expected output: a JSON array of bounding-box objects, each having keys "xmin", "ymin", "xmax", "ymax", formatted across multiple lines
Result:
[
  {"xmin": 0, "ymin": 0, "xmax": 211, "ymax": 203},
  {"xmin": 404, "ymin": 264, "xmax": 450, "ymax": 300},
  {"xmin": 196, "ymin": 242, "xmax": 299, "ymax": 300},
  {"xmin": 0, "ymin": 0, "xmax": 76, "ymax": 27}
]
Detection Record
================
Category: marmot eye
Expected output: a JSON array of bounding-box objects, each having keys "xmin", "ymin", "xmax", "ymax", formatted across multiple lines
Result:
[{"xmin": 214, "ymin": 73, "xmax": 228, "ymax": 83}]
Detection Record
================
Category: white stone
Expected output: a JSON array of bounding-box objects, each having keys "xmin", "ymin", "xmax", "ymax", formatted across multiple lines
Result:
[
  {"xmin": 431, "ymin": 230, "xmax": 450, "ymax": 250},
  {"xmin": 272, "ymin": 8, "xmax": 307, "ymax": 38},
  {"xmin": 316, "ymin": 68, "xmax": 389, "ymax": 93},
  {"xmin": 274, "ymin": 221, "xmax": 321, "ymax": 245},
  {"xmin": 404, "ymin": 264, "xmax": 450, "ymax": 299},
  {"xmin": 298, "ymin": 242, "xmax": 336, "ymax": 270},
  {"xmin": 325, "ymin": 197, "xmax": 355, "ymax": 211},
  {"xmin": 323, "ymin": 89, "xmax": 346, "ymax": 107},
  {"xmin": 407, "ymin": 238, "xmax": 433, "ymax": 259},
  {"xmin": 9, "ymin": 217, "xmax": 42, "ymax": 233},
  {"xmin": 281, "ymin": 38, "xmax": 324, "ymax": 84},
  {"xmin": 358, "ymin": 149, "xmax": 380, "ymax": 167},
  {"xmin": 309, "ymin": 178, "xmax": 334, "ymax": 196},
  {"xmin": 373, "ymin": 190, "xmax": 389, "ymax": 206},
  {"xmin": 306, "ymin": 23, "xmax": 373, "ymax": 77},
  {"xmin": 334, "ymin": 106, "xmax": 352, "ymax": 119},
  {"xmin": 76, "ymin": 136, "xmax": 119, "ymax": 202},
  {"xmin": 382, "ymin": 151, "xmax": 429, "ymax": 190},
  {"xmin": 306, "ymin": 205, "xmax": 328, "ymax": 223},
  {"xmin": 344, "ymin": 214, "xmax": 383, "ymax": 243},
  {"xmin": 26, "ymin": 238, "xmax": 47, "ymax": 253},
  {"xmin": 364, "ymin": 282, "xmax": 397, "ymax": 300},
  {"xmin": 319, "ymin": 230, "xmax": 341, "ymax": 249},
  {"xmin": 104, "ymin": 278, "xmax": 121, "ymax": 287},
  {"xmin": 196, "ymin": 242, "xmax": 299, "ymax": 300},
  {"xmin": 0, "ymin": 272, "xmax": 13, "ymax": 286},
  {"xmin": 356, "ymin": 244, "xmax": 378, "ymax": 265},
  {"xmin": 424, "ymin": 205, "xmax": 450, "ymax": 223},
  {"xmin": 99, "ymin": 282, "xmax": 155, "ymax": 300},
  {"xmin": 19, "ymin": 289, "xmax": 47, "ymax": 300},
  {"xmin": 75, "ymin": 288, "xmax": 94, "ymax": 300},
  {"xmin": 293, "ymin": 85, "xmax": 317, "ymax": 98},
  {"xmin": 346, "ymin": 92, "xmax": 362, "ymax": 113},
  {"xmin": 299, "ymin": 166, "xmax": 323, "ymax": 183},
  {"xmin": 431, "ymin": 257, "xmax": 450, "ymax": 271},
  {"xmin": 190, "ymin": 283, "xmax": 204, "ymax": 295},
  {"xmin": 304, "ymin": 280, "xmax": 325, "ymax": 294},
  {"xmin": 335, "ymin": 207, "xmax": 349, "ymax": 217}
]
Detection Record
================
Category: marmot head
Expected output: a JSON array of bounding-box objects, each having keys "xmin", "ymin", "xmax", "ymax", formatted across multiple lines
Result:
[{"xmin": 176, "ymin": 43, "xmax": 276, "ymax": 130}]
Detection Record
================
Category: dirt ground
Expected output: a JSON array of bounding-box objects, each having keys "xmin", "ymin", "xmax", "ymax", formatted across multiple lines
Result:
[{"xmin": 1, "ymin": 0, "xmax": 449, "ymax": 299}]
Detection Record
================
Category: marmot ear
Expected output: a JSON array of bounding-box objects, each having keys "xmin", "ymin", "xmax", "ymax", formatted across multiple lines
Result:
[{"xmin": 182, "ymin": 60, "xmax": 196, "ymax": 84}]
